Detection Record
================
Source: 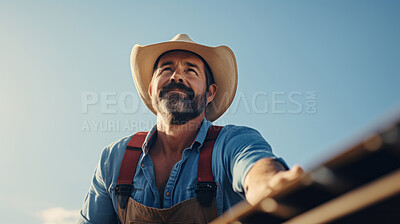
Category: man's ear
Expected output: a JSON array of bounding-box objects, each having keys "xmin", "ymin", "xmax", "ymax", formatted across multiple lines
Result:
[{"xmin": 206, "ymin": 84, "xmax": 217, "ymax": 105}]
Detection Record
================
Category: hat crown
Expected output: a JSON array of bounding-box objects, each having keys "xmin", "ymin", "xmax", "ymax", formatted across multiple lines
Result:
[{"xmin": 170, "ymin": 33, "xmax": 194, "ymax": 43}]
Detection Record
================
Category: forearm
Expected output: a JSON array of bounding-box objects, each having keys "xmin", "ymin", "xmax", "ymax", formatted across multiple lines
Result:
[{"xmin": 244, "ymin": 157, "xmax": 301, "ymax": 205}]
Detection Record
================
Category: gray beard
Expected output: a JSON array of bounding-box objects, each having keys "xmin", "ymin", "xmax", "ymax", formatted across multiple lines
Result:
[{"xmin": 154, "ymin": 92, "xmax": 207, "ymax": 125}]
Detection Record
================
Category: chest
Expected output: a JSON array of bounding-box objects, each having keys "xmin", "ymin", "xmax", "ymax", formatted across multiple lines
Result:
[{"xmin": 150, "ymin": 152, "xmax": 182, "ymax": 193}]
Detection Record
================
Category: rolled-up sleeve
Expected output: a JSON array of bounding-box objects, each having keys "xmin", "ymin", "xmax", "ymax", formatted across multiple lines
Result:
[{"xmin": 77, "ymin": 148, "xmax": 118, "ymax": 224}]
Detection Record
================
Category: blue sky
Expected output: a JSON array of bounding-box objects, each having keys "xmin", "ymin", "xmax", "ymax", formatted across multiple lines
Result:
[{"xmin": 1, "ymin": 1, "xmax": 399, "ymax": 223}]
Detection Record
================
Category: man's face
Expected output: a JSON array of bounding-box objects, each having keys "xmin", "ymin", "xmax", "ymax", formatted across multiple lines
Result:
[{"xmin": 149, "ymin": 51, "xmax": 210, "ymax": 125}]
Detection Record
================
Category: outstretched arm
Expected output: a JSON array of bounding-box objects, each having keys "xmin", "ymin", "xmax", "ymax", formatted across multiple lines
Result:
[{"xmin": 244, "ymin": 157, "xmax": 304, "ymax": 205}]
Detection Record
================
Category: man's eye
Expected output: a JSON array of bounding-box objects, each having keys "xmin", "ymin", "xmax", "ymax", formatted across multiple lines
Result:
[
  {"xmin": 187, "ymin": 68, "xmax": 197, "ymax": 75},
  {"xmin": 160, "ymin": 67, "xmax": 173, "ymax": 74}
]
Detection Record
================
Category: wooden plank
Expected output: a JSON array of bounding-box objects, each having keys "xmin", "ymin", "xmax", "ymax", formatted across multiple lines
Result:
[{"xmin": 283, "ymin": 169, "xmax": 400, "ymax": 224}]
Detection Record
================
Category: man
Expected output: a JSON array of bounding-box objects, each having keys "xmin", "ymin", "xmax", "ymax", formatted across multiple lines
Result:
[{"xmin": 77, "ymin": 34, "xmax": 303, "ymax": 224}]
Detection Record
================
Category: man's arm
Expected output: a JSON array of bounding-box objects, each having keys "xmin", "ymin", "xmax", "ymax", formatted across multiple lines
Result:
[
  {"xmin": 77, "ymin": 149, "xmax": 118, "ymax": 224},
  {"xmin": 244, "ymin": 157, "xmax": 304, "ymax": 205}
]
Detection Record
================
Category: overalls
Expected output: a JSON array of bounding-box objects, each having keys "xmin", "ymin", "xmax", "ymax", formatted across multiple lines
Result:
[{"xmin": 115, "ymin": 126, "xmax": 222, "ymax": 224}]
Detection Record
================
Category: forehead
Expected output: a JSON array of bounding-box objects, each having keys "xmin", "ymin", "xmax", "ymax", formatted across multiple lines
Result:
[{"xmin": 156, "ymin": 51, "xmax": 204, "ymax": 67}]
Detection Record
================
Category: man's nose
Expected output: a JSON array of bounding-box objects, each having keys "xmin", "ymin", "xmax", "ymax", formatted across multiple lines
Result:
[{"xmin": 170, "ymin": 69, "xmax": 184, "ymax": 83}]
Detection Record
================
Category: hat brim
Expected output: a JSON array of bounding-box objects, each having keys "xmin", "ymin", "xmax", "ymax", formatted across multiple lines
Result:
[{"xmin": 131, "ymin": 40, "xmax": 238, "ymax": 122}]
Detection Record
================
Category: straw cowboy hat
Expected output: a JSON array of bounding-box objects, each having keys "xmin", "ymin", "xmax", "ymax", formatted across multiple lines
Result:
[{"xmin": 130, "ymin": 34, "xmax": 238, "ymax": 122}]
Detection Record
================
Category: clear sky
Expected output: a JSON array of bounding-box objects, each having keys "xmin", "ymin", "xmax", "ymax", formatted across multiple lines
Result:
[{"xmin": 1, "ymin": 1, "xmax": 399, "ymax": 223}]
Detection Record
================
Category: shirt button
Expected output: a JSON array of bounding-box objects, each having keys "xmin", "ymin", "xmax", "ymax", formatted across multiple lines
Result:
[
  {"xmin": 165, "ymin": 191, "xmax": 170, "ymax": 197},
  {"xmin": 141, "ymin": 163, "xmax": 144, "ymax": 167}
]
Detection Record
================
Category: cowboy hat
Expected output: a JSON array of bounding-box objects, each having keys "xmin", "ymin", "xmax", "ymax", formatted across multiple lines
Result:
[{"xmin": 130, "ymin": 34, "xmax": 238, "ymax": 122}]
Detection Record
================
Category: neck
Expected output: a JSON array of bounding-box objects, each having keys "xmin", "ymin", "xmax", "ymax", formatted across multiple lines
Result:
[{"xmin": 153, "ymin": 113, "xmax": 205, "ymax": 157}]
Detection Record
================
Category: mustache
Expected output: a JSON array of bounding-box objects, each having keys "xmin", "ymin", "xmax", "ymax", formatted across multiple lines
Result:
[{"xmin": 159, "ymin": 82, "xmax": 195, "ymax": 98}]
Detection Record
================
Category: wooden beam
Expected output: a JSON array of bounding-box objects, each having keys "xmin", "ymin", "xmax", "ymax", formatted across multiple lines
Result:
[{"xmin": 284, "ymin": 169, "xmax": 400, "ymax": 224}]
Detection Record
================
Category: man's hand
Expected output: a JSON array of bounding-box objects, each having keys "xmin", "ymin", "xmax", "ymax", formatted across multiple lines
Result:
[{"xmin": 244, "ymin": 158, "xmax": 304, "ymax": 206}]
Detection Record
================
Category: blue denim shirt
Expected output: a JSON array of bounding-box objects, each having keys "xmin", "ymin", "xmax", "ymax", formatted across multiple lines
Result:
[{"xmin": 77, "ymin": 119, "xmax": 287, "ymax": 224}]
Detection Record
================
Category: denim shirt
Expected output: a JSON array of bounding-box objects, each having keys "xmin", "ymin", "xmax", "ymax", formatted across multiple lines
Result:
[{"xmin": 77, "ymin": 119, "xmax": 287, "ymax": 224}]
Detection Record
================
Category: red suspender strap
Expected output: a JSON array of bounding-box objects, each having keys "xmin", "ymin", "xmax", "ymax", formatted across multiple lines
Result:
[
  {"xmin": 196, "ymin": 125, "xmax": 223, "ymax": 206},
  {"xmin": 198, "ymin": 125, "xmax": 223, "ymax": 182},
  {"xmin": 116, "ymin": 131, "xmax": 148, "ymax": 208},
  {"xmin": 117, "ymin": 131, "xmax": 147, "ymax": 185}
]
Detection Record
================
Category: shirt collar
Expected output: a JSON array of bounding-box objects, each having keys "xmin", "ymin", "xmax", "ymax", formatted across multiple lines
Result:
[
  {"xmin": 141, "ymin": 118, "xmax": 213, "ymax": 153},
  {"xmin": 192, "ymin": 118, "xmax": 213, "ymax": 152},
  {"xmin": 142, "ymin": 124, "xmax": 157, "ymax": 154}
]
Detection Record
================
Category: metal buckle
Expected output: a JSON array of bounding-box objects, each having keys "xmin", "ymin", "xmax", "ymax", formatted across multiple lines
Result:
[
  {"xmin": 196, "ymin": 182, "xmax": 217, "ymax": 207},
  {"xmin": 115, "ymin": 184, "xmax": 132, "ymax": 209}
]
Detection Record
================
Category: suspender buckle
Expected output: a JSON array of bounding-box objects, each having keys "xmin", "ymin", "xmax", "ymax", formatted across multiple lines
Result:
[
  {"xmin": 196, "ymin": 181, "xmax": 217, "ymax": 207},
  {"xmin": 115, "ymin": 184, "xmax": 132, "ymax": 209}
]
